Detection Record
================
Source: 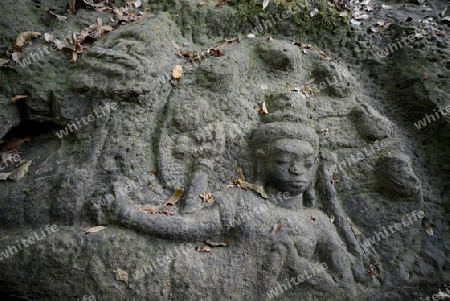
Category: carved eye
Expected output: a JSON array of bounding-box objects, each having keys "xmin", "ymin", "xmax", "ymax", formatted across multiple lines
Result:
[
  {"xmin": 304, "ymin": 161, "xmax": 313, "ymax": 169},
  {"xmin": 276, "ymin": 160, "xmax": 288, "ymax": 165}
]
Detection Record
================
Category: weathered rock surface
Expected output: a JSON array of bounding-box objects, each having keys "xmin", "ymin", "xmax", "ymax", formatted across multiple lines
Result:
[{"xmin": 0, "ymin": 0, "xmax": 449, "ymax": 300}]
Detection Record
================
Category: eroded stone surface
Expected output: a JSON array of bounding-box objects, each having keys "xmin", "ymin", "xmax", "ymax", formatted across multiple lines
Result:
[{"xmin": 0, "ymin": 0, "xmax": 449, "ymax": 300}]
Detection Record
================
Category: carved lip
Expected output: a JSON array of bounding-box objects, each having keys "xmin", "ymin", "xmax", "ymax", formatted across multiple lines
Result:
[{"xmin": 286, "ymin": 181, "xmax": 307, "ymax": 188}]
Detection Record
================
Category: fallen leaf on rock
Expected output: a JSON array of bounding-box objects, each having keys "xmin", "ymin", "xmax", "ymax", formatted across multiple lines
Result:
[
  {"xmin": 213, "ymin": 37, "xmax": 239, "ymax": 49},
  {"xmin": 330, "ymin": 214, "xmax": 335, "ymax": 223},
  {"xmin": 163, "ymin": 188, "xmax": 184, "ymax": 206},
  {"xmin": 261, "ymin": 101, "xmax": 269, "ymax": 115},
  {"xmin": 11, "ymin": 95, "xmax": 27, "ymax": 104},
  {"xmin": 0, "ymin": 58, "xmax": 9, "ymax": 67},
  {"xmin": 382, "ymin": 4, "xmax": 393, "ymax": 9},
  {"xmin": 113, "ymin": 268, "xmax": 129, "ymax": 284},
  {"xmin": 44, "ymin": 33, "xmax": 53, "ymax": 42},
  {"xmin": 260, "ymin": 84, "xmax": 268, "ymax": 90},
  {"xmin": 84, "ymin": 226, "xmax": 106, "ymax": 234},
  {"xmin": 230, "ymin": 178, "xmax": 268, "ymax": 198},
  {"xmin": 368, "ymin": 262, "xmax": 378, "ymax": 279},
  {"xmin": 205, "ymin": 239, "xmax": 228, "ymax": 247},
  {"xmin": 247, "ymin": 33, "xmax": 256, "ymax": 38},
  {"xmin": 196, "ymin": 246, "xmax": 211, "ymax": 252},
  {"xmin": 305, "ymin": 78, "xmax": 316, "ymax": 85},
  {"xmin": 263, "ymin": 0, "xmax": 270, "ymax": 10},
  {"xmin": 149, "ymin": 170, "xmax": 159, "ymax": 175},
  {"xmin": 7, "ymin": 160, "xmax": 32, "ymax": 181},
  {"xmin": 354, "ymin": 14, "xmax": 369, "ymax": 20},
  {"xmin": 159, "ymin": 205, "xmax": 177, "ymax": 215},
  {"xmin": 171, "ymin": 40, "xmax": 182, "ymax": 56},
  {"xmin": 351, "ymin": 226, "xmax": 361, "ymax": 236},
  {"xmin": 440, "ymin": 7, "xmax": 447, "ymax": 18},
  {"xmin": 331, "ymin": 179, "xmax": 339, "ymax": 185},
  {"xmin": 421, "ymin": 73, "xmax": 429, "ymax": 81},
  {"xmin": 199, "ymin": 193, "xmax": 214, "ymax": 203},
  {"xmin": 426, "ymin": 226, "xmax": 434, "ymax": 236},
  {"xmin": 339, "ymin": 11, "xmax": 348, "ymax": 17},
  {"xmin": 0, "ymin": 138, "xmax": 27, "ymax": 152},
  {"xmin": 133, "ymin": 0, "xmax": 142, "ymax": 8},
  {"xmin": 270, "ymin": 222, "xmax": 283, "ymax": 233},
  {"xmin": 68, "ymin": 0, "xmax": 76, "ymax": 13},
  {"xmin": 209, "ymin": 48, "xmax": 224, "ymax": 57},
  {"xmin": 49, "ymin": 10, "xmax": 68, "ymax": 21},
  {"xmin": 236, "ymin": 166, "xmax": 245, "ymax": 180},
  {"xmin": 437, "ymin": 31, "xmax": 446, "ymax": 37},
  {"xmin": 14, "ymin": 32, "xmax": 41, "ymax": 50},
  {"xmin": 138, "ymin": 206, "xmax": 158, "ymax": 214},
  {"xmin": 172, "ymin": 65, "xmax": 182, "ymax": 79},
  {"xmin": 350, "ymin": 19, "xmax": 361, "ymax": 25},
  {"xmin": 11, "ymin": 51, "xmax": 23, "ymax": 62}
]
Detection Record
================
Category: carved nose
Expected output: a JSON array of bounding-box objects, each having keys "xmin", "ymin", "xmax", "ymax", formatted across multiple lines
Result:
[{"xmin": 289, "ymin": 163, "xmax": 304, "ymax": 175}]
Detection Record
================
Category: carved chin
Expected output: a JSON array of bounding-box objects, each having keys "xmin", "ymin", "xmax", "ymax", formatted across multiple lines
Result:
[{"xmin": 272, "ymin": 180, "xmax": 308, "ymax": 196}]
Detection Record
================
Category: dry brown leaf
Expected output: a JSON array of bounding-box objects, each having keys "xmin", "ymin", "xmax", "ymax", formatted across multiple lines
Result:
[
  {"xmin": 163, "ymin": 188, "xmax": 184, "ymax": 206},
  {"xmin": 351, "ymin": 226, "xmax": 361, "ymax": 236},
  {"xmin": 196, "ymin": 246, "xmax": 211, "ymax": 252},
  {"xmin": 172, "ymin": 65, "xmax": 182, "ymax": 79},
  {"xmin": 232, "ymin": 178, "xmax": 268, "ymax": 198},
  {"xmin": 7, "ymin": 160, "xmax": 32, "ymax": 181},
  {"xmin": 421, "ymin": 73, "xmax": 430, "ymax": 81},
  {"xmin": 261, "ymin": 101, "xmax": 269, "ymax": 115},
  {"xmin": 437, "ymin": 31, "xmax": 446, "ymax": 37},
  {"xmin": 44, "ymin": 33, "xmax": 53, "ymax": 42},
  {"xmin": 270, "ymin": 222, "xmax": 283, "ymax": 233},
  {"xmin": 330, "ymin": 214, "xmax": 335, "ymax": 223},
  {"xmin": 171, "ymin": 40, "xmax": 182, "ymax": 56},
  {"xmin": 70, "ymin": 51, "xmax": 78, "ymax": 63},
  {"xmin": 426, "ymin": 226, "xmax": 434, "ymax": 236},
  {"xmin": 205, "ymin": 239, "xmax": 228, "ymax": 247},
  {"xmin": 11, "ymin": 51, "xmax": 23, "ymax": 62},
  {"xmin": 11, "ymin": 95, "xmax": 27, "ymax": 104},
  {"xmin": 199, "ymin": 193, "xmax": 214, "ymax": 203},
  {"xmin": 50, "ymin": 11, "xmax": 68, "ymax": 21},
  {"xmin": 236, "ymin": 166, "xmax": 245, "ymax": 180},
  {"xmin": 0, "ymin": 58, "xmax": 9, "ymax": 67},
  {"xmin": 138, "ymin": 206, "xmax": 158, "ymax": 214},
  {"xmin": 84, "ymin": 226, "xmax": 106, "ymax": 234},
  {"xmin": 305, "ymin": 78, "xmax": 316, "ymax": 85},
  {"xmin": 14, "ymin": 32, "xmax": 41, "ymax": 49},
  {"xmin": 113, "ymin": 268, "xmax": 128, "ymax": 284}
]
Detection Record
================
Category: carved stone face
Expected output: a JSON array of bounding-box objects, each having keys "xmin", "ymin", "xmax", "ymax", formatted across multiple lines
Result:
[{"xmin": 265, "ymin": 139, "xmax": 315, "ymax": 196}]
